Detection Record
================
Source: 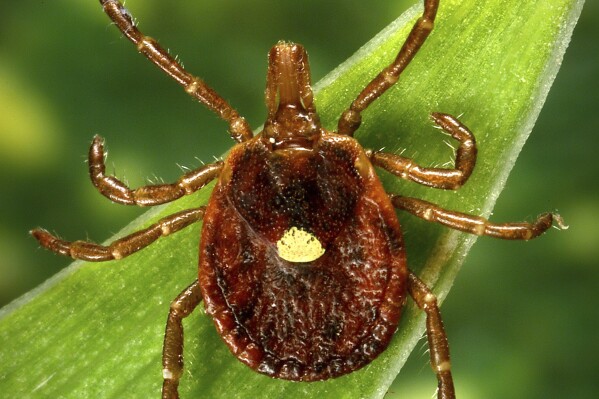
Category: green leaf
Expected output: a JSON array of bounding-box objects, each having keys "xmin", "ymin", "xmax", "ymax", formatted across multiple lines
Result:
[{"xmin": 0, "ymin": 0, "xmax": 584, "ymax": 398}]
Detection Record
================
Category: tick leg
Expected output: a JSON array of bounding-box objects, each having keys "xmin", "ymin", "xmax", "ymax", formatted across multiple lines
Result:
[
  {"xmin": 338, "ymin": 0, "xmax": 439, "ymax": 135},
  {"xmin": 162, "ymin": 280, "xmax": 202, "ymax": 399},
  {"xmin": 392, "ymin": 195, "xmax": 567, "ymax": 239},
  {"xmin": 408, "ymin": 271, "xmax": 455, "ymax": 399},
  {"xmin": 89, "ymin": 136, "xmax": 222, "ymax": 206},
  {"xmin": 99, "ymin": 0, "xmax": 252, "ymax": 143},
  {"xmin": 31, "ymin": 207, "xmax": 205, "ymax": 261},
  {"xmin": 370, "ymin": 113, "xmax": 476, "ymax": 189}
]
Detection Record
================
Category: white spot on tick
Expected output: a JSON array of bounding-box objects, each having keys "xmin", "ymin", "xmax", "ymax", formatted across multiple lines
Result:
[{"xmin": 277, "ymin": 226, "xmax": 325, "ymax": 263}]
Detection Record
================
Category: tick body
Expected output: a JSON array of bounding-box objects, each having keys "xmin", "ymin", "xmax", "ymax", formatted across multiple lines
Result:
[
  {"xmin": 201, "ymin": 90, "xmax": 407, "ymax": 380},
  {"xmin": 32, "ymin": 1, "xmax": 565, "ymax": 398}
]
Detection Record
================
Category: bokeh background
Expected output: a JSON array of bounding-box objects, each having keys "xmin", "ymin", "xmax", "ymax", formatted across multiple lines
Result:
[{"xmin": 1, "ymin": 1, "xmax": 597, "ymax": 398}]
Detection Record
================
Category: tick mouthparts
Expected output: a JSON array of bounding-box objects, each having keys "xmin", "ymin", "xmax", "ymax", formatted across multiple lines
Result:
[
  {"xmin": 275, "ymin": 44, "xmax": 301, "ymax": 106},
  {"xmin": 266, "ymin": 41, "xmax": 315, "ymax": 114}
]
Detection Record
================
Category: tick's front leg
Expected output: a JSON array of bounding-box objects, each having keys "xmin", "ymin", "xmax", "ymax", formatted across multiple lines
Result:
[
  {"xmin": 338, "ymin": 0, "xmax": 440, "ymax": 135},
  {"xmin": 99, "ymin": 0, "xmax": 252, "ymax": 142},
  {"xmin": 370, "ymin": 113, "xmax": 476, "ymax": 189},
  {"xmin": 89, "ymin": 136, "xmax": 222, "ymax": 206}
]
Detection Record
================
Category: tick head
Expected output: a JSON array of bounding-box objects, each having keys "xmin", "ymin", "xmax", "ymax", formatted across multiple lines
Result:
[{"xmin": 262, "ymin": 42, "xmax": 321, "ymax": 151}]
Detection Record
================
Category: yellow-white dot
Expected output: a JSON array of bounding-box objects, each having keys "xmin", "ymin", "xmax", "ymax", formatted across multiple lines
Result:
[{"xmin": 276, "ymin": 226, "xmax": 325, "ymax": 263}]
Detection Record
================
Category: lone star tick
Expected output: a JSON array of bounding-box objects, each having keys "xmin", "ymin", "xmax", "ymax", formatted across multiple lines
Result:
[{"xmin": 31, "ymin": 1, "xmax": 566, "ymax": 398}]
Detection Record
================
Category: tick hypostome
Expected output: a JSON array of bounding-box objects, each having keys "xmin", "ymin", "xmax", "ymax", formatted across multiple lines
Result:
[{"xmin": 31, "ymin": 1, "xmax": 565, "ymax": 398}]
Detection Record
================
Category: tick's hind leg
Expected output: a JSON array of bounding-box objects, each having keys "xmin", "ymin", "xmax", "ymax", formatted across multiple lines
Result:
[
  {"xmin": 392, "ymin": 195, "xmax": 567, "ymax": 239},
  {"xmin": 89, "ymin": 136, "xmax": 222, "ymax": 206},
  {"xmin": 370, "ymin": 113, "xmax": 476, "ymax": 190},
  {"xmin": 99, "ymin": 0, "xmax": 252, "ymax": 143},
  {"xmin": 338, "ymin": 0, "xmax": 440, "ymax": 135},
  {"xmin": 408, "ymin": 271, "xmax": 455, "ymax": 399},
  {"xmin": 31, "ymin": 207, "xmax": 205, "ymax": 261},
  {"xmin": 162, "ymin": 280, "xmax": 203, "ymax": 399}
]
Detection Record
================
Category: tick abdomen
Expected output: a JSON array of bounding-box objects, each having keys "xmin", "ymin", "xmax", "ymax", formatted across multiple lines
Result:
[{"xmin": 199, "ymin": 134, "xmax": 408, "ymax": 380}]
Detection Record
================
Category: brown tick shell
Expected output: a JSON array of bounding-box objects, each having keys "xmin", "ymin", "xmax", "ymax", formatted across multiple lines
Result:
[{"xmin": 199, "ymin": 132, "xmax": 408, "ymax": 381}]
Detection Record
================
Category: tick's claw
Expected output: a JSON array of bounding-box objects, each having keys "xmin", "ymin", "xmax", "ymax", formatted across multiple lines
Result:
[{"xmin": 552, "ymin": 213, "xmax": 569, "ymax": 230}]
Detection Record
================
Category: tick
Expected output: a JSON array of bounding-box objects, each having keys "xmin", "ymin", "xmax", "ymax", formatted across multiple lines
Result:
[{"xmin": 31, "ymin": 1, "xmax": 565, "ymax": 398}]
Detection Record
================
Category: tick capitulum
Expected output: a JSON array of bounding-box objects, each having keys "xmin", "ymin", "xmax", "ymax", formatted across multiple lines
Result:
[{"xmin": 31, "ymin": 1, "xmax": 565, "ymax": 398}]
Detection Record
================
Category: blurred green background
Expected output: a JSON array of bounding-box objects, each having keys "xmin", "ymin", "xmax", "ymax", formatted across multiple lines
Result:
[{"xmin": 0, "ymin": 1, "xmax": 597, "ymax": 398}]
